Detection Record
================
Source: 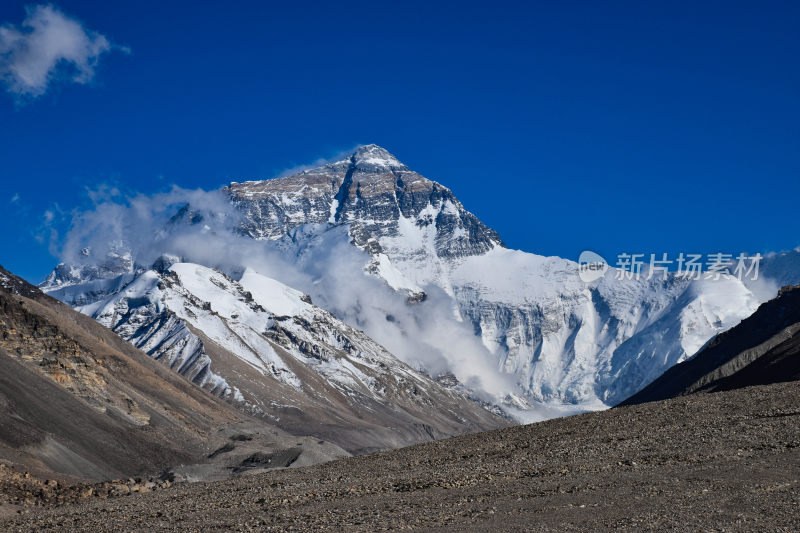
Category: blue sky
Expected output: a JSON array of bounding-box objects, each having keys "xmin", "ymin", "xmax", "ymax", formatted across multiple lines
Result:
[{"xmin": 1, "ymin": 0, "xmax": 798, "ymax": 283}]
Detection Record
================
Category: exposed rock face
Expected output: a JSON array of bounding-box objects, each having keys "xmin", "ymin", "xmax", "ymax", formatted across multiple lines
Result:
[
  {"xmin": 227, "ymin": 145, "xmax": 503, "ymax": 260},
  {"xmin": 0, "ymin": 278, "xmax": 150, "ymax": 426},
  {"xmin": 621, "ymin": 284, "xmax": 800, "ymax": 405},
  {"xmin": 87, "ymin": 269, "xmax": 231, "ymax": 399}
]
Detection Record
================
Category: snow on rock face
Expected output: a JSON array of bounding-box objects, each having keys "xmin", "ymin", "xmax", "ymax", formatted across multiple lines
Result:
[
  {"xmin": 41, "ymin": 145, "xmax": 796, "ymax": 418},
  {"xmin": 70, "ymin": 260, "xmax": 504, "ymax": 451},
  {"xmin": 226, "ymin": 145, "xmax": 502, "ymax": 263},
  {"xmin": 85, "ymin": 269, "xmax": 234, "ymax": 397},
  {"xmin": 164, "ymin": 264, "xmax": 294, "ymax": 382},
  {"xmin": 89, "ymin": 262, "xmax": 405, "ymax": 395},
  {"xmin": 364, "ymin": 253, "xmax": 425, "ymax": 297},
  {"xmin": 239, "ymin": 269, "xmax": 311, "ymax": 317},
  {"xmin": 233, "ymin": 266, "xmax": 429, "ymax": 395},
  {"xmin": 593, "ymin": 274, "xmax": 759, "ymax": 404}
]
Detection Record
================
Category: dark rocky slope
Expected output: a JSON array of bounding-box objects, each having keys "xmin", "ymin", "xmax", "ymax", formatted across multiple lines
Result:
[
  {"xmin": 0, "ymin": 265, "xmax": 346, "ymax": 482},
  {"xmin": 621, "ymin": 284, "xmax": 800, "ymax": 406},
  {"xmin": 3, "ymin": 379, "xmax": 798, "ymax": 531}
]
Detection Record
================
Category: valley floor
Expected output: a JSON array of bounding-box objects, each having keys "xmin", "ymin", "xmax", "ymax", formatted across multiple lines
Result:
[{"xmin": 3, "ymin": 381, "xmax": 800, "ymax": 532}]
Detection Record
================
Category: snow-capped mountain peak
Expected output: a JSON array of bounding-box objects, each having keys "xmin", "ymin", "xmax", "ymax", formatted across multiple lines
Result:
[
  {"xmin": 41, "ymin": 144, "xmax": 800, "ymax": 423},
  {"xmin": 227, "ymin": 145, "xmax": 503, "ymax": 268},
  {"xmin": 349, "ymin": 143, "xmax": 408, "ymax": 170}
]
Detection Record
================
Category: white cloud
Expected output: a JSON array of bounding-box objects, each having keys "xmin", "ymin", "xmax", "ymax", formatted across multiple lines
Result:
[
  {"xmin": 10, "ymin": 193, "xmax": 20, "ymax": 203},
  {"xmin": 0, "ymin": 4, "xmax": 122, "ymax": 97}
]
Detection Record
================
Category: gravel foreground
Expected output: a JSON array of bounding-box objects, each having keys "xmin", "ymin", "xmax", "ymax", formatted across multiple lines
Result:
[{"xmin": 3, "ymin": 381, "xmax": 799, "ymax": 532}]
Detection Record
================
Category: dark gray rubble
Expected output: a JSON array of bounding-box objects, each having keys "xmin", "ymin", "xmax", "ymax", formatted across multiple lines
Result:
[{"xmin": 4, "ymin": 380, "xmax": 799, "ymax": 532}]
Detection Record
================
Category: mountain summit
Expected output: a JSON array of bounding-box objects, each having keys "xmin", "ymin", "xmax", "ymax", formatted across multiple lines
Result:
[
  {"xmin": 227, "ymin": 144, "xmax": 504, "ymax": 260},
  {"xmin": 348, "ymin": 144, "xmax": 408, "ymax": 170}
]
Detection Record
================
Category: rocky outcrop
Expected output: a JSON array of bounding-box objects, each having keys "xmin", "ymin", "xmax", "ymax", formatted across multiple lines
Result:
[{"xmin": 0, "ymin": 272, "xmax": 150, "ymax": 425}]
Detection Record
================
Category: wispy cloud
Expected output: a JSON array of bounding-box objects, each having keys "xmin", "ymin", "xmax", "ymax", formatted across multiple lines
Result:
[
  {"xmin": 36, "ymin": 202, "xmax": 66, "ymax": 256},
  {"xmin": 10, "ymin": 193, "xmax": 20, "ymax": 203},
  {"xmin": 0, "ymin": 4, "xmax": 126, "ymax": 98}
]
